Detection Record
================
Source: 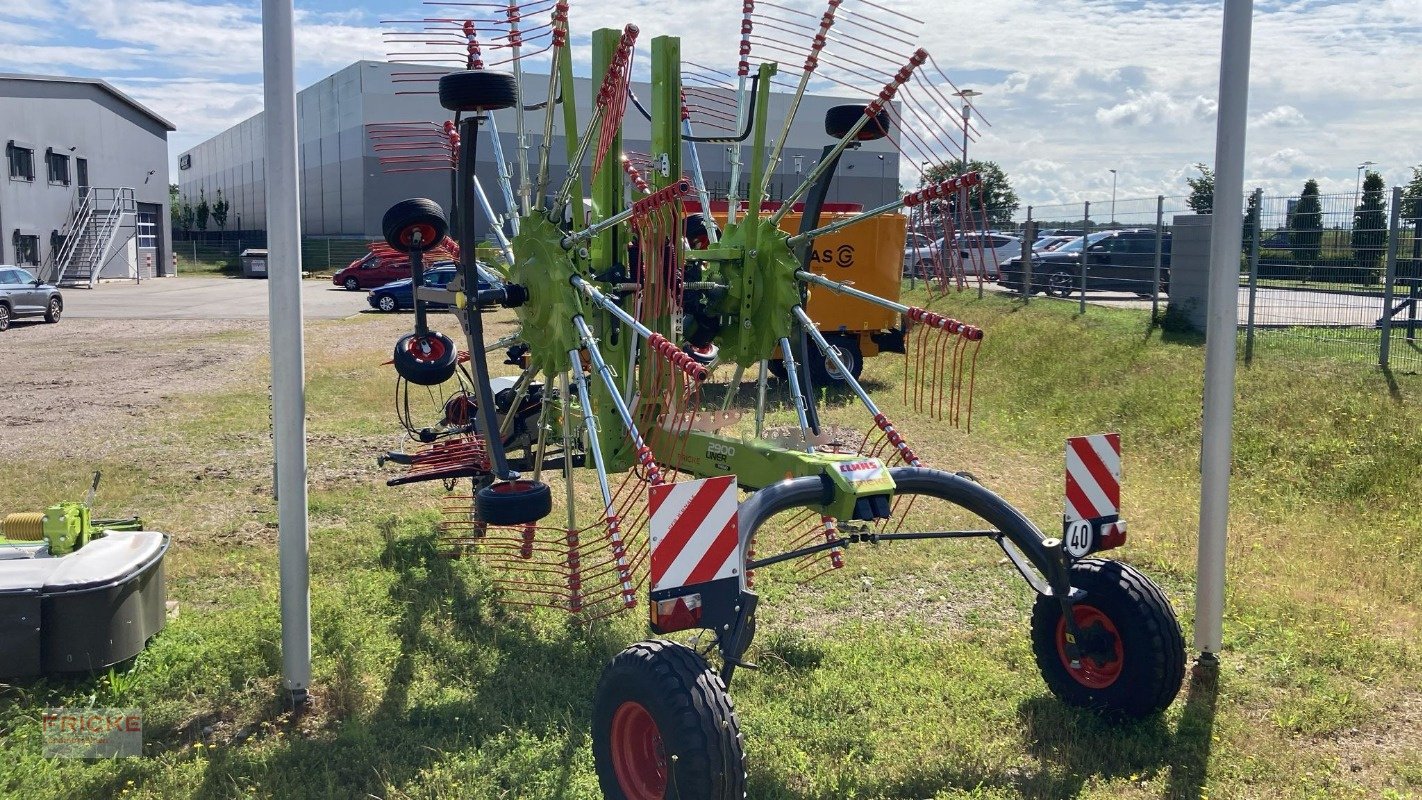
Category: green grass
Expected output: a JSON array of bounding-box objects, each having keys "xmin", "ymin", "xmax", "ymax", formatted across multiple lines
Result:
[{"xmin": 2, "ymin": 296, "xmax": 1421, "ymax": 799}]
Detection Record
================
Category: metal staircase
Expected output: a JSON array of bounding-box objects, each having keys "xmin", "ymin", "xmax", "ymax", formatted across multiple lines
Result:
[{"xmin": 44, "ymin": 188, "xmax": 136, "ymax": 288}]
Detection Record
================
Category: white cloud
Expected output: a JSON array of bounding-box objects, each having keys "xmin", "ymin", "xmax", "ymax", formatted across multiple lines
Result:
[
  {"xmin": 1253, "ymin": 105, "xmax": 1307, "ymax": 128},
  {"xmin": 1252, "ymin": 147, "xmax": 1319, "ymax": 179},
  {"xmin": 1096, "ymin": 90, "xmax": 1217, "ymax": 127},
  {"xmin": 2, "ymin": 0, "xmax": 1420, "ymax": 206}
]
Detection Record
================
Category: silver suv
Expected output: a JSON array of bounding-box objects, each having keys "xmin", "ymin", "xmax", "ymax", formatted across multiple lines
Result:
[{"xmin": 0, "ymin": 266, "xmax": 63, "ymax": 332}]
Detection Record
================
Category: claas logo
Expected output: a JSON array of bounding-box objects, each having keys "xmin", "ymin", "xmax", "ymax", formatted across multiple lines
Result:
[{"xmin": 808, "ymin": 244, "xmax": 856, "ymax": 269}]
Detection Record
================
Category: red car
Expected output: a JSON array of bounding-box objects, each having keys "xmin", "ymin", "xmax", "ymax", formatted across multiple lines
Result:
[{"xmin": 332, "ymin": 241, "xmax": 461, "ymax": 291}]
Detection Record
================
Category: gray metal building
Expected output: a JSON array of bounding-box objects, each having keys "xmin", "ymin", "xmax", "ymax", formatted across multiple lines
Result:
[
  {"xmin": 1, "ymin": 73, "xmax": 175, "ymax": 284},
  {"xmin": 178, "ymin": 61, "xmax": 900, "ymax": 239}
]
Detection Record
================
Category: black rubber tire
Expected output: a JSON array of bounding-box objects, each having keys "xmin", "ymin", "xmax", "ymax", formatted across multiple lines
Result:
[
  {"xmin": 809, "ymin": 335, "xmax": 862, "ymax": 386},
  {"xmin": 377, "ymin": 294, "xmax": 400, "ymax": 313},
  {"xmin": 1045, "ymin": 270, "xmax": 1075, "ymax": 298},
  {"xmin": 0, "ymin": 304, "xmax": 10, "ymax": 332},
  {"xmin": 392, "ymin": 332, "xmax": 458, "ymax": 386},
  {"xmin": 593, "ymin": 640, "xmax": 747, "ymax": 800},
  {"xmin": 382, "ymin": 198, "xmax": 448, "ymax": 254},
  {"xmin": 766, "ymin": 359, "xmax": 787, "ymax": 381},
  {"xmin": 825, "ymin": 104, "xmax": 891, "ymax": 141},
  {"xmin": 439, "ymin": 70, "xmax": 519, "ymax": 113},
  {"xmin": 343, "ymin": 276, "xmax": 360, "ymax": 291},
  {"xmin": 44, "ymin": 297, "xmax": 62, "ymax": 323},
  {"xmin": 475, "ymin": 480, "xmax": 553, "ymax": 525},
  {"xmin": 1030, "ymin": 558, "xmax": 1185, "ymax": 718}
]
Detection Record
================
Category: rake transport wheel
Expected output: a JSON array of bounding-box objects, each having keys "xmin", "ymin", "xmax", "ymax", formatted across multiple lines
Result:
[
  {"xmin": 824, "ymin": 103, "xmax": 891, "ymax": 141},
  {"xmin": 1030, "ymin": 559, "xmax": 1185, "ymax": 717},
  {"xmin": 475, "ymin": 480, "xmax": 553, "ymax": 525},
  {"xmin": 382, "ymin": 198, "xmax": 448, "ymax": 253},
  {"xmin": 439, "ymin": 70, "xmax": 519, "ymax": 112},
  {"xmin": 392, "ymin": 332, "xmax": 458, "ymax": 386},
  {"xmin": 593, "ymin": 640, "xmax": 747, "ymax": 800}
]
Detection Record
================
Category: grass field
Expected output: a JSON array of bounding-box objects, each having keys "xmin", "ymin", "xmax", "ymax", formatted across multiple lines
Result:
[{"xmin": 2, "ymin": 291, "xmax": 1420, "ymax": 800}]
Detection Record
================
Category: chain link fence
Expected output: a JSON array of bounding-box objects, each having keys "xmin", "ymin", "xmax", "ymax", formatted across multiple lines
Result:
[
  {"xmin": 1242, "ymin": 188, "xmax": 1421, "ymax": 371},
  {"xmin": 1002, "ymin": 196, "xmax": 1193, "ymax": 318},
  {"xmin": 992, "ymin": 189, "xmax": 1420, "ymax": 373},
  {"xmin": 171, "ymin": 234, "xmax": 374, "ymax": 276}
]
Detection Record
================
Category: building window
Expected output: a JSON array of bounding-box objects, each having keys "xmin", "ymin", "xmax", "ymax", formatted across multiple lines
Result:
[
  {"xmin": 47, "ymin": 149, "xmax": 70, "ymax": 185},
  {"xmin": 7, "ymin": 143, "xmax": 34, "ymax": 181},
  {"xmin": 137, "ymin": 212, "xmax": 157, "ymax": 249},
  {"xmin": 12, "ymin": 232, "xmax": 40, "ymax": 266}
]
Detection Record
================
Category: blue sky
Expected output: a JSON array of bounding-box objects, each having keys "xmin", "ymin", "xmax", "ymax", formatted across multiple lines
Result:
[{"xmin": 2, "ymin": 0, "xmax": 1419, "ymax": 210}]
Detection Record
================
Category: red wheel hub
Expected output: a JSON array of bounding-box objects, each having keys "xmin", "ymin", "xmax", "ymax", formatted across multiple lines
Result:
[
  {"xmin": 1056, "ymin": 604, "xmax": 1124, "ymax": 689},
  {"xmin": 610, "ymin": 701, "xmax": 667, "ymax": 799},
  {"xmin": 400, "ymin": 223, "xmax": 438, "ymax": 248},
  {"xmin": 490, "ymin": 480, "xmax": 537, "ymax": 494},
  {"xmin": 404, "ymin": 335, "xmax": 448, "ymax": 364}
]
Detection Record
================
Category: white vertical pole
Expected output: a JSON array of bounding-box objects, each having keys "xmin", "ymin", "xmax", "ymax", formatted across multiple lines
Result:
[
  {"xmin": 261, "ymin": 0, "xmax": 311, "ymax": 703},
  {"xmin": 1196, "ymin": 0, "xmax": 1253, "ymax": 661}
]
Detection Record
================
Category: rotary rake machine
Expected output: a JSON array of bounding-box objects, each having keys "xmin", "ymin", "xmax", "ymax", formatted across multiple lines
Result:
[{"xmin": 370, "ymin": 1, "xmax": 1186, "ymax": 797}]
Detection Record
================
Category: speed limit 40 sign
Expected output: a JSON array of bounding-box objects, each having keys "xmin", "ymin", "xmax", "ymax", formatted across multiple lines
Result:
[{"xmin": 1062, "ymin": 433, "xmax": 1127, "ymax": 557}]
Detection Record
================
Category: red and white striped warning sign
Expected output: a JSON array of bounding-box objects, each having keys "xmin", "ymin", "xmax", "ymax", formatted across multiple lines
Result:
[
  {"xmin": 1064, "ymin": 433, "xmax": 1121, "ymax": 522},
  {"xmin": 649, "ymin": 475, "xmax": 741, "ymax": 592}
]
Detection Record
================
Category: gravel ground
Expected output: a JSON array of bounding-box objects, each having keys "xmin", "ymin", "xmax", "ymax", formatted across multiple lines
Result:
[
  {"xmin": 0, "ymin": 311, "xmax": 476, "ymax": 461},
  {"xmin": 0, "ymin": 319, "xmax": 271, "ymax": 460}
]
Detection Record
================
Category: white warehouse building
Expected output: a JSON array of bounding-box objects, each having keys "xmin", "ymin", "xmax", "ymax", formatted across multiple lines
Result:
[{"xmin": 178, "ymin": 61, "xmax": 902, "ymax": 239}]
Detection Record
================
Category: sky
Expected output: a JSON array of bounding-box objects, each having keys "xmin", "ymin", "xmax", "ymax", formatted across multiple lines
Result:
[{"xmin": 2, "ymin": 0, "xmax": 1420, "ymax": 215}]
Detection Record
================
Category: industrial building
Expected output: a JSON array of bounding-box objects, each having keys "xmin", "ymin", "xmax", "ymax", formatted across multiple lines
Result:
[
  {"xmin": 177, "ymin": 61, "xmax": 901, "ymax": 239},
  {"xmin": 1, "ymin": 72, "xmax": 175, "ymax": 284}
]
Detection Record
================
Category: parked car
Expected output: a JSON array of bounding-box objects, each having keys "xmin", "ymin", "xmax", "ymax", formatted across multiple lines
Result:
[
  {"xmin": 902, "ymin": 231, "xmax": 936, "ymax": 274},
  {"xmin": 367, "ymin": 262, "xmax": 503, "ymax": 312},
  {"xmin": 1033, "ymin": 235, "xmax": 1075, "ymax": 253},
  {"xmin": 1260, "ymin": 231, "xmax": 1290, "ymax": 248},
  {"xmin": 999, "ymin": 229, "xmax": 1172, "ymax": 297},
  {"xmin": 0, "ymin": 266, "xmax": 63, "ymax": 332},
  {"xmin": 928, "ymin": 233, "xmax": 1021, "ymax": 278},
  {"xmin": 335, "ymin": 251, "xmax": 408, "ymax": 291}
]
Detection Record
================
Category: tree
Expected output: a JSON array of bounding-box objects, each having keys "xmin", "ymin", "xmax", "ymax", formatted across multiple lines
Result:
[
  {"xmin": 212, "ymin": 189, "xmax": 230, "ymax": 235},
  {"xmin": 1289, "ymin": 179, "xmax": 1323, "ymax": 269},
  {"xmin": 1242, "ymin": 189, "xmax": 1260, "ymax": 250},
  {"xmin": 1402, "ymin": 165, "xmax": 1422, "ymax": 276},
  {"xmin": 1186, "ymin": 162, "xmax": 1214, "ymax": 213},
  {"xmin": 1403, "ymin": 164, "xmax": 1422, "ymax": 223},
  {"xmin": 195, "ymin": 190, "xmax": 210, "ymax": 232},
  {"xmin": 919, "ymin": 159, "xmax": 1020, "ymax": 226},
  {"xmin": 1350, "ymin": 171, "xmax": 1387, "ymax": 282},
  {"xmin": 169, "ymin": 184, "xmax": 182, "ymax": 232}
]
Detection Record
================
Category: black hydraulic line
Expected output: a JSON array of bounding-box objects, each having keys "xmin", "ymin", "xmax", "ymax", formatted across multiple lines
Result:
[
  {"xmin": 458, "ymin": 115, "xmax": 514, "ymax": 480},
  {"xmin": 625, "ymin": 76, "xmax": 762, "ymax": 143}
]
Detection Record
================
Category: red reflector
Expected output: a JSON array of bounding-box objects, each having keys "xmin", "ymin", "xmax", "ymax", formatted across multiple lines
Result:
[
  {"xmin": 1098, "ymin": 520, "xmax": 1127, "ymax": 551},
  {"xmin": 651, "ymin": 594, "xmax": 703, "ymax": 632}
]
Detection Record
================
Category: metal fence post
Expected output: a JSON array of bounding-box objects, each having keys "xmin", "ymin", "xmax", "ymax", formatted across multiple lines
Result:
[
  {"xmin": 1245, "ymin": 188, "xmax": 1261, "ymax": 362},
  {"xmin": 1024, "ymin": 206, "xmax": 1034, "ymax": 302},
  {"xmin": 1080, "ymin": 201, "xmax": 1090, "ymax": 314},
  {"xmin": 1152, "ymin": 195, "xmax": 1165, "ymax": 323},
  {"xmin": 1380, "ymin": 186, "xmax": 1403, "ymax": 368}
]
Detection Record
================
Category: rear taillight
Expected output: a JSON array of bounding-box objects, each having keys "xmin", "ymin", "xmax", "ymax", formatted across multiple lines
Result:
[{"xmin": 650, "ymin": 593, "xmax": 702, "ymax": 632}]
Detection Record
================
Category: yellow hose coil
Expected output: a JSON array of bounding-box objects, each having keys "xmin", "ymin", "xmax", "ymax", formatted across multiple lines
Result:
[{"xmin": 2, "ymin": 512, "xmax": 46, "ymax": 541}]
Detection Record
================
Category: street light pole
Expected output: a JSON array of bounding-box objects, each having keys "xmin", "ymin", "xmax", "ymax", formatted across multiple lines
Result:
[
  {"xmin": 1110, "ymin": 169, "xmax": 1117, "ymax": 225},
  {"xmin": 952, "ymin": 88, "xmax": 982, "ymax": 236},
  {"xmin": 877, "ymin": 154, "xmax": 885, "ymax": 205},
  {"xmin": 1356, "ymin": 160, "xmax": 1376, "ymax": 206}
]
